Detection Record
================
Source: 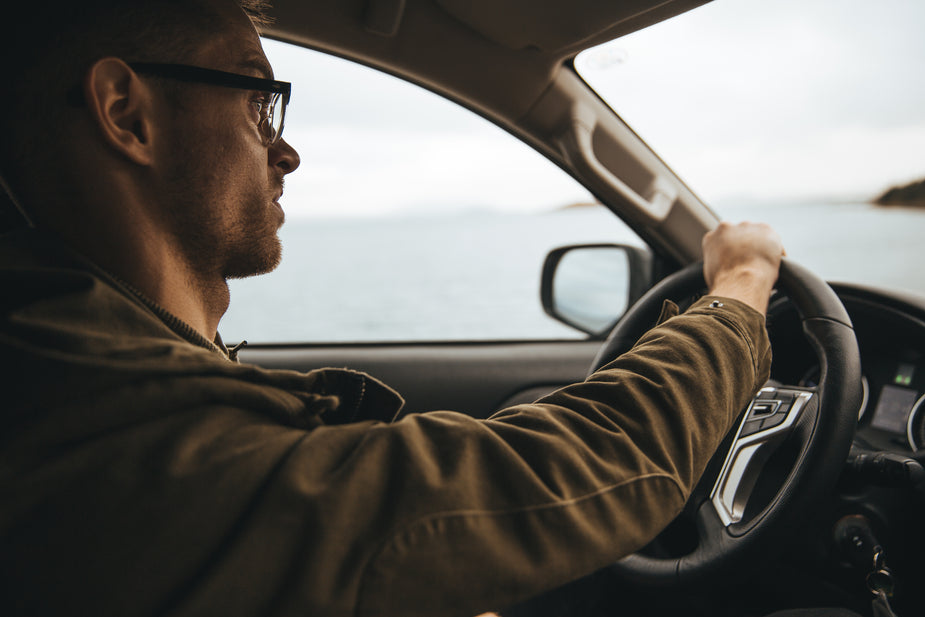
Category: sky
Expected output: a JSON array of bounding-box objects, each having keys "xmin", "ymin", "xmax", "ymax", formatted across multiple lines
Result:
[
  {"xmin": 263, "ymin": 40, "xmax": 596, "ymax": 218},
  {"xmin": 576, "ymin": 0, "xmax": 925, "ymax": 207},
  {"xmin": 264, "ymin": 0, "xmax": 925, "ymax": 218}
]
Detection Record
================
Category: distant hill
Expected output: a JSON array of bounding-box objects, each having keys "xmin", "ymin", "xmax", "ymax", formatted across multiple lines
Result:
[
  {"xmin": 874, "ymin": 178, "xmax": 925, "ymax": 207},
  {"xmin": 555, "ymin": 201, "xmax": 601, "ymax": 211}
]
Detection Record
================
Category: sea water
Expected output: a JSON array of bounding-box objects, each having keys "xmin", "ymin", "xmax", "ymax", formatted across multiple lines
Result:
[{"xmin": 221, "ymin": 202, "xmax": 925, "ymax": 344}]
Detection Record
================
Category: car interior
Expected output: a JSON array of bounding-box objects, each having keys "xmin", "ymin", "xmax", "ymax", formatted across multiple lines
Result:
[
  {"xmin": 249, "ymin": 2, "xmax": 925, "ymax": 615},
  {"xmin": 3, "ymin": 0, "xmax": 922, "ymax": 615}
]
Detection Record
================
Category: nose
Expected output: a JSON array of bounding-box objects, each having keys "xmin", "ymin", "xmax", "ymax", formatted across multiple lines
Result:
[{"xmin": 270, "ymin": 137, "xmax": 300, "ymax": 174}]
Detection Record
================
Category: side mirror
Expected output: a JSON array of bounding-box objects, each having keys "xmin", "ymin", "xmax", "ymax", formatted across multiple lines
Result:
[{"xmin": 541, "ymin": 244, "xmax": 652, "ymax": 337}]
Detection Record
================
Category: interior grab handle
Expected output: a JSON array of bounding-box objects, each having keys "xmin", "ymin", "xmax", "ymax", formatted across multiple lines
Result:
[{"xmin": 561, "ymin": 114, "xmax": 677, "ymax": 222}]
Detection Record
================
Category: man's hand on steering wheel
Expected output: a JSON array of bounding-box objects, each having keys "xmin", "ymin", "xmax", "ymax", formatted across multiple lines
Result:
[{"xmin": 702, "ymin": 221, "xmax": 784, "ymax": 316}]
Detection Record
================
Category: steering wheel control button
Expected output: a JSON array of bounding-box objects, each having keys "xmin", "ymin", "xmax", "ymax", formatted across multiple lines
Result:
[
  {"xmin": 759, "ymin": 414, "xmax": 787, "ymax": 432},
  {"xmin": 710, "ymin": 388, "xmax": 814, "ymax": 525},
  {"xmin": 740, "ymin": 419, "xmax": 764, "ymax": 437},
  {"xmin": 741, "ymin": 396, "xmax": 795, "ymax": 437},
  {"xmin": 750, "ymin": 400, "xmax": 782, "ymax": 419}
]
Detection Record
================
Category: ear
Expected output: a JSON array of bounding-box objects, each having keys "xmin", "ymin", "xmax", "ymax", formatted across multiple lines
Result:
[{"xmin": 82, "ymin": 58, "xmax": 158, "ymax": 167}]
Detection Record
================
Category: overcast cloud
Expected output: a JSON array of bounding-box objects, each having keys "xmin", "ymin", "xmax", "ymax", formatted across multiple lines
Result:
[{"xmin": 265, "ymin": 0, "xmax": 925, "ymax": 217}]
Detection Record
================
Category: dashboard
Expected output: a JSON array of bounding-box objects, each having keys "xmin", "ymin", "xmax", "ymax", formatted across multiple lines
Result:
[{"xmin": 767, "ymin": 282, "xmax": 925, "ymax": 460}]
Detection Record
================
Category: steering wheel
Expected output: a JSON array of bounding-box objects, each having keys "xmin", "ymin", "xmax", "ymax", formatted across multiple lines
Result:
[{"xmin": 591, "ymin": 259, "xmax": 862, "ymax": 585}]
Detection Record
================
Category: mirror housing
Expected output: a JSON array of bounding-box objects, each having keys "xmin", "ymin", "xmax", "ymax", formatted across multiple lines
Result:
[{"xmin": 541, "ymin": 244, "xmax": 653, "ymax": 337}]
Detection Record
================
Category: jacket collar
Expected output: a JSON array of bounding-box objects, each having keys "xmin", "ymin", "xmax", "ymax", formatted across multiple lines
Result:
[{"xmin": 0, "ymin": 227, "xmax": 405, "ymax": 425}]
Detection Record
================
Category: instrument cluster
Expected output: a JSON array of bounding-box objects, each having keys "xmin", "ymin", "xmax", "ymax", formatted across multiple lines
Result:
[{"xmin": 768, "ymin": 284, "xmax": 925, "ymax": 457}]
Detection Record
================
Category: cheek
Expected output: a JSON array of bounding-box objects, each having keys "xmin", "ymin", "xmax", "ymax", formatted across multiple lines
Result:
[
  {"xmin": 225, "ymin": 143, "xmax": 275, "ymax": 222},
  {"xmin": 208, "ymin": 134, "xmax": 266, "ymax": 196},
  {"xmin": 167, "ymin": 102, "xmax": 270, "ymax": 206}
]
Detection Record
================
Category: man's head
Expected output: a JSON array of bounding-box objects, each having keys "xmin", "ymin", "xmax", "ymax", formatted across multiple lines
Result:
[
  {"xmin": 2, "ymin": 0, "xmax": 300, "ymax": 281},
  {"xmin": 1, "ymin": 0, "xmax": 275, "ymax": 189}
]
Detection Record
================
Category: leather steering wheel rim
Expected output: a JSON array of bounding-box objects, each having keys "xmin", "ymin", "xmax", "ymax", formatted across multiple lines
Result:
[{"xmin": 594, "ymin": 259, "xmax": 862, "ymax": 585}]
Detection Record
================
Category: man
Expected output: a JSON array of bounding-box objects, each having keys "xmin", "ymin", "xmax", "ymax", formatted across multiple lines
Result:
[{"xmin": 0, "ymin": 1, "xmax": 791, "ymax": 616}]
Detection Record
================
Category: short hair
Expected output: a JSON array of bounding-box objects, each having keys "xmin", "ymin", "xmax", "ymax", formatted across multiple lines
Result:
[{"xmin": 0, "ymin": 0, "xmax": 273, "ymax": 219}]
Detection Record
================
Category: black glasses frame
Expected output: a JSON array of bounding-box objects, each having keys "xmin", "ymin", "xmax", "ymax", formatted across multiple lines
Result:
[{"xmin": 128, "ymin": 62, "xmax": 291, "ymax": 143}]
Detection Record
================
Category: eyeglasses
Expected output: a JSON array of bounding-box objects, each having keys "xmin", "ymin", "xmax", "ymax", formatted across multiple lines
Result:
[{"xmin": 129, "ymin": 62, "xmax": 291, "ymax": 144}]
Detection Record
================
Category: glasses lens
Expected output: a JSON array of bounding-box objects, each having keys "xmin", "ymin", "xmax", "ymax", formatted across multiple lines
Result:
[
  {"xmin": 267, "ymin": 92, "xmax": 285, "ymax": 143},
  {"xmin": 269, "ymin": 92, "xmax": 289, "ymax": 142}
]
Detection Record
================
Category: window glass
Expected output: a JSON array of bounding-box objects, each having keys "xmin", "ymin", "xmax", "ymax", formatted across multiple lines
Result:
[
  {"xmin": 220, "ymin": 40, "xmax": 642, "ymax": 343},
  {"xmin": 575, "ymin": 0, "xmax": 925, "ymax": 296}
]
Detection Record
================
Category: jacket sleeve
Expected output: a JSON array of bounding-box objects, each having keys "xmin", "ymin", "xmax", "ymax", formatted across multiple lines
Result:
[
  {"xmin": 172, "ymin": 295, "xmax": 770, "ymax": 617},
  {"xmin": 5, "ymin": 295, "xmax": 768, "ymax": 617}
]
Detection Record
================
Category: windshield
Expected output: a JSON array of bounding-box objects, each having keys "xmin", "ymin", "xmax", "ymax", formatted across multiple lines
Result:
[{"xmin": 575, "ymin": 0, "xmax": 925, "ymax": 297}]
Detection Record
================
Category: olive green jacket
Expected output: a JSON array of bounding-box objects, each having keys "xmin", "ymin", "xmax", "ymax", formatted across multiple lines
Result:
[{"xmin": 0, "ymin": 228, "xmax": 771, "ymax": 617}]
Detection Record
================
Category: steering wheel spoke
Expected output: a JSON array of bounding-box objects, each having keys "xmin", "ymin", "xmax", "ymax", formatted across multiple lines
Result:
[{"xmin": 710, "ymin": 387, "xmax": 814, "ymax": 526}]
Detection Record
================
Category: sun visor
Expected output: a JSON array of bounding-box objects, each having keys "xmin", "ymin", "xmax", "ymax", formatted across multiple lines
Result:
[{"xmin": 434, "ymin": 0, "xmax": 711, "ymax": 52}]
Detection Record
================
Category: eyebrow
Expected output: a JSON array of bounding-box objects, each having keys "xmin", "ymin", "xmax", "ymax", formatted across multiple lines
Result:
[{"xmin": 238, "ymin": 56, "xmax": 275, "ymax": 80}]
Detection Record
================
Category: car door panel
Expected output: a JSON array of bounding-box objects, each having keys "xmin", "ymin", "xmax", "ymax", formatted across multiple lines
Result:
[{"xmin": 239, "ymin": 340, "xmax": 600, "ymax": 418}]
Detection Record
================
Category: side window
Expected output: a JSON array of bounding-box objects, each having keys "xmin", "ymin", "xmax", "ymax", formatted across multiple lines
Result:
[{"xmin": 220, "ymin": 41, "xmax": 643, "ymax": 343}]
